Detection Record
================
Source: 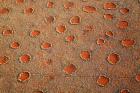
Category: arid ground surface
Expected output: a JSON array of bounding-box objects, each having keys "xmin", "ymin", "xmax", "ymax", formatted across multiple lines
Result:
[{"xmin": 0, "ymin": 0, "xmax": 140, "ymax": 93}]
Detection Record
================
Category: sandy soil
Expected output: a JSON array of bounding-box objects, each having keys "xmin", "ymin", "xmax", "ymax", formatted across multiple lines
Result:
[{"xmin": 0, "ymin": 0, "xmax": 140, "ymax": 93}]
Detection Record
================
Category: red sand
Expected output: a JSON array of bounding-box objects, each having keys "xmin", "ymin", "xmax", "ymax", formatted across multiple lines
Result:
[{"xmin": 0, "ymin": 0, "xmax": 140, "ymax": 93}]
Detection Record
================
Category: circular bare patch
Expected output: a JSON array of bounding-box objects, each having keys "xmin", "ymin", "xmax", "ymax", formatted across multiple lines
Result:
[
  {"xmin": 118, "ymin": 21, "xmax": 128, "ymax": 29},
  {"xmin": 65, "ymin": 35, "xmax": 74, "ymax": 42},
  {"xmin": 70, "ymin": 16, "xmax": 81, "ymax": 25},
  {"xmin": 56, "ymin": 25, "xmax": 66, "ymax": 33},
  {"xmin": 104, "ymin": 2, "xmax": 116, "ymax": 10},
  {"xmin": 10, "ymin": 41, "xmax": 20, "ymax": 49},
  {"xmin": 107, "ymin": 53, "xmax": 120, "ymax": 64},
  {"xmin": 121, "ymin": 39, "xmax": 135, "ymax": 47},
  {"xmin": 41, "ymin": 42, "xmax": 52, "ymax": 49},
  {"xmin": 80, "ymin": 51, "xmax": 90, "ymax": 60},
  {"xmin": 104, "ymin": 14, "xmax": 113, "ymax": 20},
  {"xmin": 64, "ymin": 2, "xmax": 74, "ymax": 9},
  {"xmin": 120, "ymin": 8, "xmax": 129, "ymax": 14},
  {"xmin": 30, "ymin": 30, "xmax": 40, "ymax": 37},
  {"xmin": 0, "ymin": 8, "xmax": 9, "ymax": 14},
  {"xmin": 2, "ymin": 29, "xmax": 13, "ymax": 36},
  {"xmin": 18, "ymin": 71, "xmax": 30, "ymax": 82},
  {"xmin": 83, "ymin": 6, "xmax": 96, "ymax": 13},
  {"xmin": 19, "ymin": 54, "xmax": 31, "ymax": 63},
  {"xmin": 96, "ymin": 39, "xmax": 105, "ymax": 45},
  {"xmin": 63, "ymin": 64, "xmax": 77, "ymax": 74},
  {"xmin": 97, "ymin": 75, "xmax": 109, "ymax": 87},
  {"xmin": 24, "ymin": 7, "xmax": 34, "ymax": 15},
  {"xmin": 0, "ymin": 56, "xmax": 9, "ymax": 65},
  {"xmin": 120, "ymin": 89, "xmax": 130, "ymax": 93}
]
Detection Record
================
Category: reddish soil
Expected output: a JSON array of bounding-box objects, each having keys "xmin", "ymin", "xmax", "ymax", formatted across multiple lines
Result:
[{"xmin": 0, "ymin": 0, "xmax": 140, "ymax": 93}]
